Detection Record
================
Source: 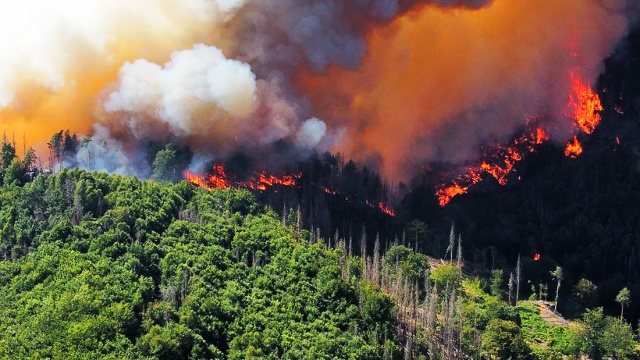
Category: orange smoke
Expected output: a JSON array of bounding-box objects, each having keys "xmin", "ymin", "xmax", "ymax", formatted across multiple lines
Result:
[
  {"xmin": 297, "ymin": 0, "xmax": 628, "ymax": 180},
  {"xmin": 0, "ymin": 0, "xmax": 234, "ymax": 157}
]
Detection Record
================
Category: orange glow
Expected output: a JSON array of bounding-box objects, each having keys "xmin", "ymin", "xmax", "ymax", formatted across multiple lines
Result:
[
  {"xmin": 436, "ymin": 170, "xmax": 483, "ymax": 207},
  {"xmin": 568, "ymin": 71, "xmax": 603, "ymax": 134},
  {"xmin": 564, "ymin": 135, "xmax": 583, "ymax": 158},
  {"xmin": 378, "ymin": 202, "xmax": 395, "ymax": 217},
  {"xmin": 436, "ymin": 67, "xmax": 602, "ymax": 206},
  {"xmin": 322, "ymin": 186, "xmax": 337, "ymax": 195},
  {"xmin": 185, "ymin": 164, "xmax": 297, "ymax": 192},
  {"xmin": 436, "ymin": 124, "xmax": 546, "ymax": 206},
  {"xmin": 533, "ymin": 253, "xmax": 541, "ymax": 261},
  {"xmin": 187, "ymin": 166, "xmax": 396, "ymax": 217},
  {"xmin": 297, "ymin": 0, "xmax": 625, "ymax": 181}
]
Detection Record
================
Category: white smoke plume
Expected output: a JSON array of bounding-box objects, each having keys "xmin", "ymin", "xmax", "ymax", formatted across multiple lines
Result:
[{"xmin": 103, "ymin": 44, "xmax": 257, "ymax": 138}]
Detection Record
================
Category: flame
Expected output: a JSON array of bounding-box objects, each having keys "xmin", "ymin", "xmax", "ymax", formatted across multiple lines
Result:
[
  {"xmin": 568, "ymin": 71, "xmax": 603, "ymax": 135},
  {"xmin": 322, "ymin": 186, "xmax": 337, "ymax": 195},
  {"xmin": 187, "ymin": 166, "xmax": 396, "ymax": 217},
  {"xmin": 436, "ymin": 67, "xmax": 603, "ymax": 206},
  {"xmin": 185, "ymin": 164, "xmax": 296, "ymax": 191},
  {"xmin": 533, "ymin": 253, "xmax": 541, "ymax": 261},
  {"xmin": 378, "ymin": 202, "xmax": 396, "ymax": 217},
  {"xmin": 564, "ymin": 135, "xmax": 583, "ymax": 158},
  {"xmin": 436, "ymin": 123, "xmax": 546, "ymax": 206}
]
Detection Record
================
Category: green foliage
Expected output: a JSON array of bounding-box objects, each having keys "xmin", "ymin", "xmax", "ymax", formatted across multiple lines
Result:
[
  {"xmin": 572, "ymin": 278, "xmax": 597, "ymax": 307},
  {"xmin": 490, "ymin": 269, "xmax": 504, "ymax": 297},
  {"xmin": 151, "ymin": 144, "xmax": 180, "ymax": 183},
  {"xmin": 481, "ymin": 319, "xmax": 531, "ymax": 359},
  {"xmin": 429, "ymin": 263, "xmax": 462, "ymax": 291},
  {"xmin": 384, "ymin": 244, "xmax": 429, "ymax": 283},
  {"xmin": 615, "ymin": 287, "xmax": 630, "ymax": 318},
  {"xmin": 517, "ymin": 302, "xmax": 578, "ymax": 358},
  {"xmin": 577, "ymin": 307, "xmax": 637, "ymax": 359},
  {"xmin": 4, "ymin": 158, "xmax": 24, "ymax": 186},
  {"xmin": 0, "ymin": 169, "xmax": 398, "ymax": 359},
  {"xmin": 1, "ymin": 141, "xmax": 16, "ymax": 170}
]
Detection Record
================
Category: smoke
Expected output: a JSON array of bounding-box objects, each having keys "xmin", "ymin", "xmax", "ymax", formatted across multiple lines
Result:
[
  {"xmin": 298, "ymin": 0, "xmax": 638, "ymax": 179},
  {"xmin": 0, "ymin": 0, "xmax": 242, "ymax": 156},
  {"xmin": 103, "ymin": 44, "xmax": 257, "ymax": 138},
  {"xmin": 1, "ymin": 0, "xmax": 637, "ymax": 180}
]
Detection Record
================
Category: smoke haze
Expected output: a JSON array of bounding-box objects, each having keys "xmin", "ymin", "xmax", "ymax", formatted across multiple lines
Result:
[{"xmin": 0, "ymin": 0, "xmax": 637, "ymax": 179}]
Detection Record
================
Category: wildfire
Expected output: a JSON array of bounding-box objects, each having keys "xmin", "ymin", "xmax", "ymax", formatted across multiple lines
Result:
[
  {"xmin": 185, "ymin": 164, "xmax": 296, "ymax": 192},
  {"xmin": 378, "ymin": 202, "xmax": 396, "ymax": 217},
  {"xmin": 436, "ymin": 123, "xmax": 546, "ymax": 206},
  {"xmin": 186, "ymin": 165, "xmax": 396, "ymax": 217},
  {"xmin": 564, "ymin": 135, "xmax": 583, "ymax": 158},
  {"xmin": 533, "ymin": 253, "xmax": 541, "ymax": 261},
  {"xmin": 436, "ymin": 69, "xmax": 603, "ymax": 206},
  {"xmin": 568, "ymin": 71, "xmax": 603, "ymax": 134},
  {"xmin": 243, "ymin": 172, "xmax": 298, "ymax": 191}
]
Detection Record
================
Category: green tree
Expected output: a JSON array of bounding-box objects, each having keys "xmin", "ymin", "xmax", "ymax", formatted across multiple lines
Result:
[
  {"xmin": 430, "ymin": 263, "xmax": 462, "ymax": 291},
  {"xmin": 572, "ymin": 278, "xmax": 597, "ymax": 307},
  {"xmin": 22, "ymin": 147, "xmax": 36, "ymax": 171},
  {"xmin": 1, "ymin": 142, "xmax": 16, "ymax": 170},
  {"xmin": 490, "ymin": 269, "xmax": 503, "ymax": 298},
  {"xmin": 615, "ymin": 287, "xmax": 630, "ymax": 320},
  {"xmin": 151, "ymin": 144, "xmax": 179, "ymax": 183},
  {"xmin": 481, "ymin": 319, "xmax": 531, "ymax": 360},
  {"xmin": 3, "ymin": 158, "xmax": 24, "ymax": 186},
  {"xmin": 578, "ymin": 307, "xmax": 636, "ymax": 360}
]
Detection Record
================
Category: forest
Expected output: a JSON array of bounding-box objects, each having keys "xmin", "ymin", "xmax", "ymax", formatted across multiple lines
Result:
[
  {"xmin": 1, "ymin": 18, "xmax": 640, "ymax": 360},
  {"xmin": 0, "ymin": 153, "xmax": 637, "ymax": 358}
]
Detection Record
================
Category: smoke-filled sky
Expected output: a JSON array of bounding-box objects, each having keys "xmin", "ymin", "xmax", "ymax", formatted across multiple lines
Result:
[{"xmin": 0, "ymin": 0, "xmax": 637, "ymax": 178}]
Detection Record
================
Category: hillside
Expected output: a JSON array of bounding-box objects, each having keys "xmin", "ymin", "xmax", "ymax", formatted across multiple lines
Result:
[
  {"xmin": 399, "ymin": 28, "xmax": 640, "ymax": 324},
  {"xmin": 0, "ymin": 169, "xmax": 637, "ymax": 359},
  {"xmin": 0, "ymin": 169, "xmax": 400, "ymax": 359}
]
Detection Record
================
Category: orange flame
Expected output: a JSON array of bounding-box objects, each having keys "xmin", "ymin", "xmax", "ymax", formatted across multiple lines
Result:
[
  {"xmin": 568, "ymin": 71, "xmax": 603, "ymax": 135},
  {"xmin": 378, "ymin": 202, "xmax": 396, "ymax": 217},
  {"xmin": 533, "ymin": 253, "xmax": 541, "ymax": 261},
  {"xmin": 436, "ymin": 68, "xmax": 603, "ymax": 206},
  {"xmin": 436, "ymin": 123, "xmax": 545, "ymax": 206},
  {"xmin": 185, "ymin": 164, "xmax": 297, "ymax": 192},
  {"xmin": 564, "ymin": 135, "xmax": 583, "ymax": 158},
  {"xmin": 187, "ymin": 166, "xmax": 396, "ymax": 217}
]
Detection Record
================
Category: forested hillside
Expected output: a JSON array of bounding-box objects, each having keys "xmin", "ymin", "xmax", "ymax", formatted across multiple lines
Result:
[
  {"xmin": 398, "ymin": 29, "xmax": 640, "ymax": 324},
  {"xmin": 0, "ymin": 169, "xmax": 400, "ymax": 359},
  {"xmin": 0, "ymin": 169, "xmax": 637, "ymax": 359}
]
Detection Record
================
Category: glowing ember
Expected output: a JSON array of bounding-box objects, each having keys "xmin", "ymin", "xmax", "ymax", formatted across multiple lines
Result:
[
  {"xmin": 568, "ymin": 71, "xmax": 603, "ymax": 134},
  {"xmin": 436, "ymin": 123, "xmax": 545, "ymax": 206},
  {"xmin": 185, "ymin": 164, "xmax": 296, "ymax": 192},
  {"xmin": 564, "ymin": 135, "xmax": 583, "ymax": 158},
  {"xmin": 378, "ymin": 202, "xmax": 396, "ymax": 217},
  {"xmin": 533, "ymin": 253, "xmax": 541, "ymax": 261},
  {"xmin": 436, "ymin": 69, "xmax": 603, "ymax": 207},
  {"xmin": 186, "ymin": 166, "xmax": 395, "ymax": 217},
  {"xmin": 184, "ymin": 172, "xmax": 208, "ymax": 188},
  {"xmin": 322, "ymin": 186, "xmax": 337, "ymax": 195}
]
